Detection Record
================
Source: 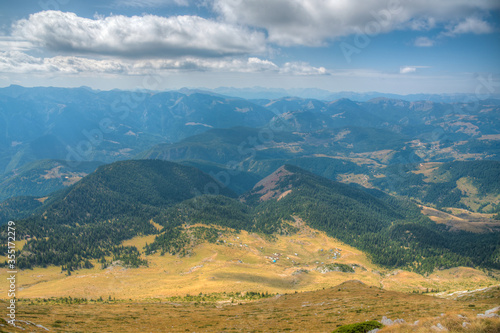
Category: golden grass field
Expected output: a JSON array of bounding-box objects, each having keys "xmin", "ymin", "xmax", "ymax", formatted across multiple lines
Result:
[
  {"xmin": 1, "ymin": 222, "xmax": 499, "ymax": 332},
  {"xmin": 1, "ymin": 281, "xmax": 499, "ymax": 332},
  {"xmin": 2, "ymin": 222, "xmax": 499, "ymax": 300},
  {"xmin": 420, "ymin": 205, "xmax": 500, "ymax": 233}
]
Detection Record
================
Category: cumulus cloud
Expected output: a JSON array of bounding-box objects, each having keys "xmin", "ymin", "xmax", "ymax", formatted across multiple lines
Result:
[
  {"xmin": 443, "ymin": 17, "xmax": 495, "ymax": 36},
  {"xmin": 280, "ymin": 62, "xmax": 327, "ymax": 75},
  {"xmin": 131, "ymin": 57, "xmax": 280, "ymax": 73},
  {"xmin": 212, "ymin": 0, "xmax": 499, "ymax": 46},
  {"xmin": 0, "ymin": 51, "xmax": 127, "ymax": 74},
  {"xmin": 12, "ymin": 10, "xmax": 266, "ymax": 58},
  {"xmin": 414, "ymin": 36, "xmax": 435, "ymax": 47},
  {"xmin": 0, "ymin": 51, "xmax": 324, "ymax": 76}
]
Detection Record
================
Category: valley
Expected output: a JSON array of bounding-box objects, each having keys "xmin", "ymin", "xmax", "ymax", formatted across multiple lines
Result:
[
  {"xmin": 1, "ymin": 87, "xmax": 499, "ymax": 332},
  {"xmin": 3, "ymin": 222, "xmax": 498, "ymax": 299},
  {"xmin": 420, "ymin": 205, "xmax": 500, "ymax": 233},
  {"xmin": 2, "ymin": 222, "xmax": 499, "ymax": 332}
]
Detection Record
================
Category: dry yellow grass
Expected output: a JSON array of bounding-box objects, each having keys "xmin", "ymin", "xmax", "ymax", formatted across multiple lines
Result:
[
  {"xmin": 0, "ymin": 239, "xmax": 27, "ymax": 262},
  {"xmin": 1, "ymin": 223, "xmax": 498, "ymax": 301},
  {"xmin": 355, "ymin": 149, "xmax": 395, "ymax": 164},
  {"xmin": 337, "ymin": 173, "xmax": 373, "ymax": 188},
  {"xmin": 411, "ymin": 162, "xmax": 442, "ymax": 182},
  {"xmin": 312, "ymin": 154, "xmax": 382, "ymax": 167},
  {"xmin": 420, "ymin": 205, "xmax": 500, "ymax": 233},
  {"xmin": 478, "ymin": 134, "xmax": 500, "ymax": 141},
  {"xmin": 381, "ymin": 313, "xmax": 500, "ymax": 332},
  {"xmin": 2, "ymin": 280, "xmax": 498, "ymax": 332},
  {"xmin": 35, "ymin": 196, "xmax": 48, "ymax": 203}
]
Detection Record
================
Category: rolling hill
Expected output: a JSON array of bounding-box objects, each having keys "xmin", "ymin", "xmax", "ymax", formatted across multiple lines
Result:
[
  {"xmin": 22, "ymin": 159, "xmax": 235, "ymax": 226},
  {"xmin": 3, "ymin": 162, "xmax": 499, "ymax": 274},
  {"xmin": 2, "ymin": 86, "xmax": 499, "ymax": 179},
  {"xmin": 1, "ymin": 160, "xmax": 235, "ymax": 270},
  {"xmin": 240, "ymin": 165, "xmax": 500, "ymax": 273},
  {"xmin": 373, "ymin": 160, "xmax": 500, "ymax": 212},
  {"xmin": 0, "ymin": 159, "xmax": 103, "ymax": 201}
]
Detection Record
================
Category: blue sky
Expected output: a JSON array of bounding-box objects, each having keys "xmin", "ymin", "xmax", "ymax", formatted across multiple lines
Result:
[{"xmin": 0, "ymin": 0, "xmax": 499, "ymax": 94}]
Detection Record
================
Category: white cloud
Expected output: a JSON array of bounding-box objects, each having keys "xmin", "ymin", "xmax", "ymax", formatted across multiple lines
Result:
[
  {"xmin": 0, "ymin": 51, "xmax": 324, "ymax": 76},
  {"xmin": 0, "ymin": 37, "xmax": 34, "ymax": 51},
  {"xmin": 212, "ymin": 0, "xmax": 499, "ymax": 46},
  {"xmin": 414, "ymin": 36, "xmax": 435, "ymax": 47},
  {"xmin": 0, "ymin": 51, "xmax": 127, "ymax": 74},
  {"xmin": 400, "ymin": 66, "xmax": 417, "ymax": 74},
  {"xmin": 131, "ymin": 57, "xmax": 280, "ymax": 73},
  {"xmin": 280, "ymin": 62, "xmax": 327, "ymax": 75},
  {"xmin": 408, "ymin": 17, "xmax": 436, "ymax": 31},
  {"xmin": 443, "ymin": 17, "xmax": 495, "ymax": 36},
  {"xmin": 400, "ymin": 66, "xmax": 430, "ymax": 74},
  {"xmin": 12, "ymin": 11, "xmax": 266, "ymax": 58}
]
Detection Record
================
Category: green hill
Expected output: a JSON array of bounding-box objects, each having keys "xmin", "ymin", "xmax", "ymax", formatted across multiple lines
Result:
[
  {"xmin": 28, "ymin": 159, "xmax": 235, "ymax": 227},
  {"xmin": 137, "ymin": 127, "xmax": 302, "ymax": 164},
  {"xmin": 0, "ymin": 196, "xmax": 43, "ymax": 225},
  {"xmin": 243, "ymin": 165, "xmax": 500, "ymax": 273},
  {"xmin": 373, "ymin": 160, "xmax": 500, "ymax": 212},
  {"xmin": 0, "ymin": 160, "xmax": 235, "ymax": 270},
  {"xmin": 144, "ymin": 165, "xmax": 500, "ymax": 274},
  {"xmin": 0, "ymin": 159, "xmax": 103, "ymax": 201},
  {"xmin": 2, "ymin": 162, "xmax": 499, "ymax": 274}
]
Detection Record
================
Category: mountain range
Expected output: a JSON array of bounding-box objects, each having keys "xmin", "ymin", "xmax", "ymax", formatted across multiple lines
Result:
[
  {"xmin": 2, "ymin": 85, "xmax": 499, "ymax": 175},
  {"xmin": 1, "ymin": 159, "xmax": 498, "ymax": 276},
  {"xmin": 0, "ymin": 86, "xmax": 499, "ymax": 278}
]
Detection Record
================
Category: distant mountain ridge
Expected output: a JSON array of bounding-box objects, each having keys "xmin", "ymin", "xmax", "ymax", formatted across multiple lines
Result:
[
  {"xmin": 202, "ymin": 86, "xmax": 500, "ymax": 102},
  {"xmin": 1, "ymin": 85, "xmax": 499, "ymax": 179},
  {"xmin": 1, "ymin": 85, "xmax": 499, "ymax": 216},
  {"xmin": 0, "ymin": 86, "xmax": 275, "ymax": 174}
]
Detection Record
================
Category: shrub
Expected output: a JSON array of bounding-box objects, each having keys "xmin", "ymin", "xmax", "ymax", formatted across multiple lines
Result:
[{"xmin": 332, "ymin": 320, "xmax": 383, "ymax": 333}]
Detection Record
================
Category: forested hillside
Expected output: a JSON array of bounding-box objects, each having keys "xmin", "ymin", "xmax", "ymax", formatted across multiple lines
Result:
[
  {"xmin": 0, "ymin": 160, "xmax": 234, "ymax": 270},
  {"xmin": 241, "ymin": 165, "xmax": 500, "ymax": 273},
  {"xmin": 0, "ymin": 159, "xmax": 103, "ymax": 201},
  {"xmin": 374, "ymin": 161, "xmax": 500, "ymax": 212}
]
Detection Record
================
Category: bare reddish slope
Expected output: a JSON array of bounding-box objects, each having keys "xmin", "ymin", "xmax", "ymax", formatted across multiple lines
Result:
[{"xmin": 250, "ymin": 165, "xmax": 293, "ymax": 201}]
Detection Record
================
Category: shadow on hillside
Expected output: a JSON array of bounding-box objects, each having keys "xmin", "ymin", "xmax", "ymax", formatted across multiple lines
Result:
[{"xmin": 212, "ymin": 272, "xmax": 310, "ymax": 289}]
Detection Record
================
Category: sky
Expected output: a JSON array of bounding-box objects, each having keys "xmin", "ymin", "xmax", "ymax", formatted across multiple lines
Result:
[{"xmin": 0, "ymin": 0, "xmax": 499, "ymax": 94}]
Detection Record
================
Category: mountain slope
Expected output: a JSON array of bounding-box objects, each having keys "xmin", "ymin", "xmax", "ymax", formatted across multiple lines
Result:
[
  {"xmin": 32, "ymin": 159, "xmax": 236, "ymax": 227},
  {"xmin": 137, "ymin": 127, "xmax": 302, "ymax": 164},
  {"xmin": 243, "ymin": 165, "xmax": 500, "ymax": 273},
  {"xmin": 373, "ymin": 160, "xmax": 500, "ymax": 212},
  {"xmin": 0, "ymin": 159, "xmax": 103, "ymax": 201},
  {"xmin": 129, "ymin": 164, "xmax": 500, "ymax": 274},
  {"xmin": 1, "ymin": 160, "xmax": 235, "ymax": 269},
  {"xmin": 2, "ymin": 159, "xmax": 499, "ymax": 275},
  {"xmin": 0, "ymin": 196, "xmax": 43, "ymax": 225}
]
